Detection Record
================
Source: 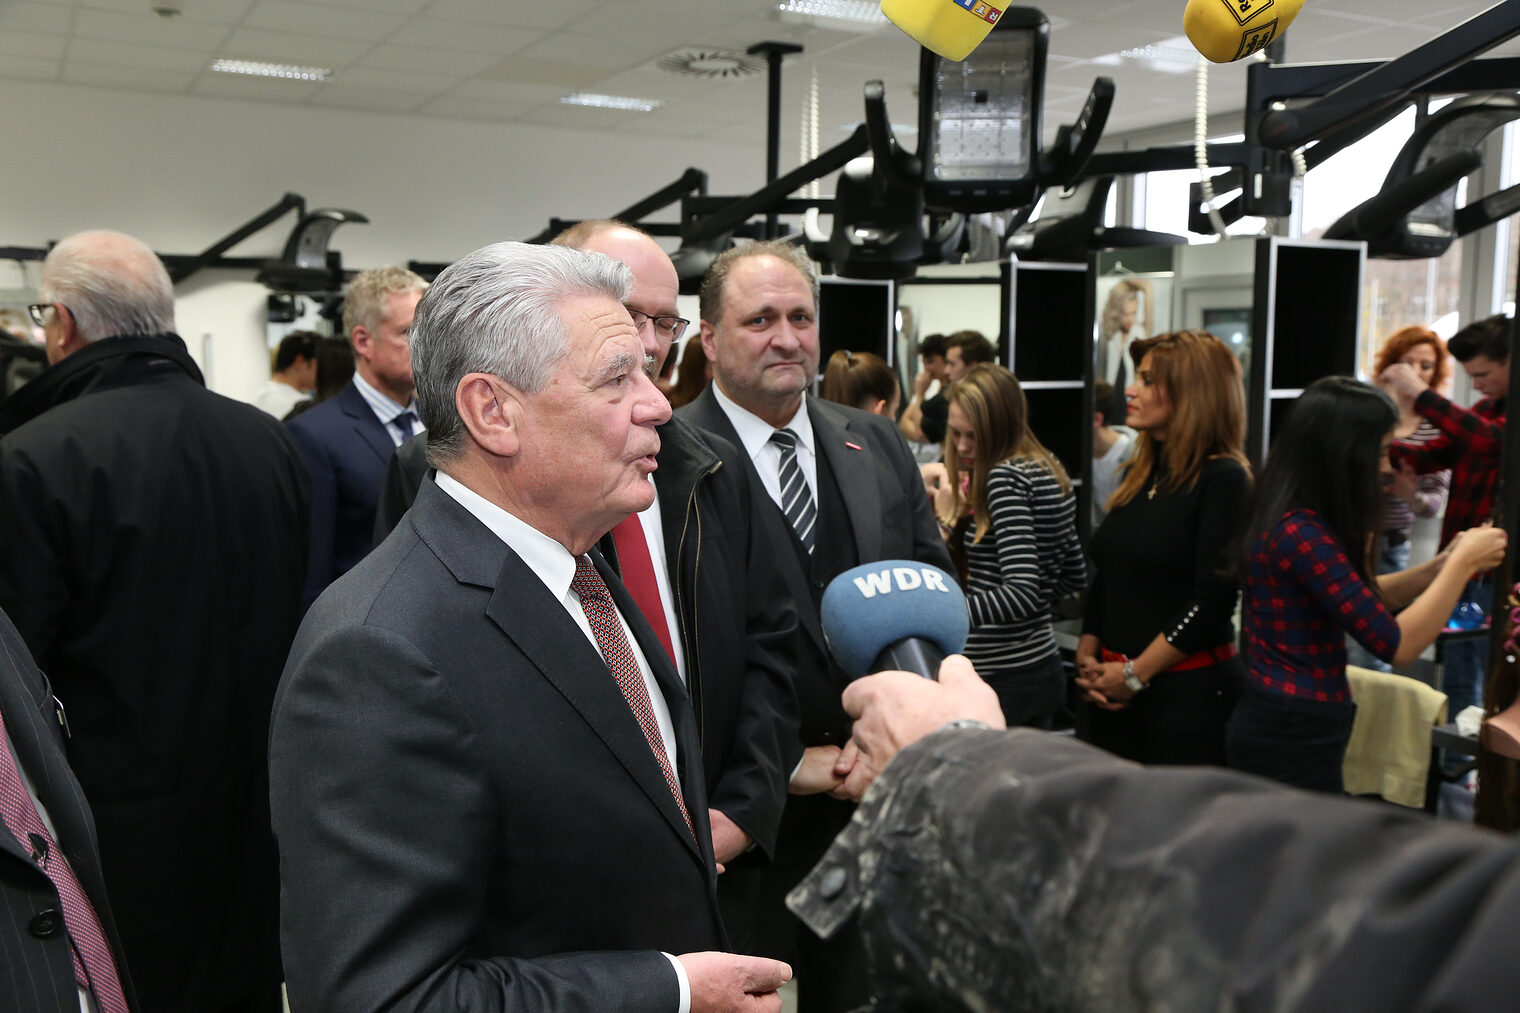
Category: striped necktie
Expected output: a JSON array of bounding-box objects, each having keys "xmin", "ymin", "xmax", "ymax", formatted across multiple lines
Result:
[
  {"xmin": 770, "ymin": 428, "xmax": 816, "ymax": 553},
  {"xmin": 569, "ymin": 556, "xmax": 693, "ymax": 838},
  {"xmin": 0, "ymin": 711, "xmax": 130, "ymax": 1013}
]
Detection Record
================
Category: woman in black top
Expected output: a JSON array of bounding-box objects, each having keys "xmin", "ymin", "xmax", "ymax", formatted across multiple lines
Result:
[{"xmin": 1075, "ymin": 331, "xmax": 1250, "ymax": 765}]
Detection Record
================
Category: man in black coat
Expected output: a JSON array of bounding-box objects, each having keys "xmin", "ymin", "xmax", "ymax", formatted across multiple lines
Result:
[
  {"xmin": 557, "ymin": 221, "xmax": 801, "ymax": 864},
  {"xmin": 0, "ymin": 604, "xmax": 137, "ymax": 1013},
  {"xmin": 679, "ymin": 240, "xmax": 953, "ymax": 1013},
  {"xmin": 0, "ymin": 230, "xmax": 309, "ymax": 1013}
]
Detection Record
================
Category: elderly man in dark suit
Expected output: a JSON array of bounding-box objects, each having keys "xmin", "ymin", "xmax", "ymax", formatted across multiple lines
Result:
[
  {"xmin": 286, "ymin": 265, "xmax": 427, "ymax": 611},
  {"xmin": 679, "ymin": 239, "xmax": 952, "ymax": 1013},
  {"xmin": 0, "ymin": 230, "xmax": 308, "ymax": 1013},
  {"xmin": 270, "ymin": 241, "xmax": 790, "ymax": 1012},
  {"xmin": 0, "ymin": 606, "xmax": 135, "ymax": 1013}
]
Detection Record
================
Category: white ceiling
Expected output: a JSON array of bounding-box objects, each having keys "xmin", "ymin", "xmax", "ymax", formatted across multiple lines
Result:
[{"xmin": 0, "ymin": 0, "xmax": 1514, "ymax": 153}]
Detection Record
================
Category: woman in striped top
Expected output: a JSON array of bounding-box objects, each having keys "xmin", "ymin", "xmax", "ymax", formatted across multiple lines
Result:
[
  {"xmin": 1348, "ymin": 326, "xmax": 1452, "ymax": 672},
  {"xmin": 1230, "ymin": 377, "xmax": 1507, "ymax": 793},
  {"xmin": 937, "ymin": 364, "xmax": 1086, "ymax": 727}
]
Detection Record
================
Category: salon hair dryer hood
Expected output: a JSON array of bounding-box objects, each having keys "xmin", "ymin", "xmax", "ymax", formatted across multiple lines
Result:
[{"xmin": 821, "ymin": 561, "xmax": 969, "ymax": 681}]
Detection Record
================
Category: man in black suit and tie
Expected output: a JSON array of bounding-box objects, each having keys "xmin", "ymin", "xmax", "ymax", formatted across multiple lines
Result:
[
  {"xmin": 286, "ymin": 265, "xmax": 427, "ymax": 611},
  {"xmin": 0, "ymin": 606, "xmax": 135, "ymax": 1013},
  {"xmin": 270, "ymin": 241, "xmax": 790, "ymax": 1011},
  {"xmin": 552, "ymin": 220, "xmax": 801, "ymax": 868},
  {"xmin": 679, "ymin": 240, "xmax": 953, "ymax": 1012}
]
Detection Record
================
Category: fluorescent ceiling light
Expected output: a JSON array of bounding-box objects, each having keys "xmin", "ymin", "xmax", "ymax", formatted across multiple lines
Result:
[
  {"xmin": 561, "ymin": 92, "xmax": 664, "ymax": 112},
  {"xmin": 210, "ymin": 58, "xmax": 333, "ymax": 81},
  {"xmin": 777, "ymin": 0, "xmax": 887, "ymax": 25}
]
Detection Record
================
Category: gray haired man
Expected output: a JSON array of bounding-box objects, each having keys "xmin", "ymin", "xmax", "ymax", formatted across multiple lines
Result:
[
  {"xmin": 0, "ymin": 229, "xmax": 309, "ymax": 1012},
  {"xmin": 271, "ymin": 241, "xmax": 790, "ymax": 1012}
]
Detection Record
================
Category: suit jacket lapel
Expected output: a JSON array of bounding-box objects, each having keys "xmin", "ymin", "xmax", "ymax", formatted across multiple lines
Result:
[
  {"xmin": 339, "ymin": 381, "xmax": 400, "ymax": 467},
  {"xmin": 0, "ymin": 628, "xmax": 108, "ymax": 905},
  {"xmin": 681, "ymin": 389, "xmax": 827, "ymax": 654},
  {"xmin": 411, "ymin": 482, "xmax": 705, "ymax": 863},
  {"xmin": 809, "ymin": 397, "xmax": 882, "ymax": 564}
]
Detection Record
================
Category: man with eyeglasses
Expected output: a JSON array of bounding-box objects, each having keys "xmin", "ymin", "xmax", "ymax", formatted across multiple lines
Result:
[
  {"xmin": 553, "ymin": 221, "xmax": 802, "ymax": 873},
  {"xmin": 0, "ymin": 230, "xmax": 308, "ymax": 1013}
]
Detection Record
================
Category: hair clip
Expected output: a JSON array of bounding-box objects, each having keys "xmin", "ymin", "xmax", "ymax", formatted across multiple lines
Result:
[{"xmin": 844, "ymin": 349, "xmax": 854, "ymax": 362}]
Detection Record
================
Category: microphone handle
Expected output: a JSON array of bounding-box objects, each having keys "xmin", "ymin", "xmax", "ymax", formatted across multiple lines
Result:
[{"xmin": 870, "ymin": 638, "xmax": 945, "ymax": 681}]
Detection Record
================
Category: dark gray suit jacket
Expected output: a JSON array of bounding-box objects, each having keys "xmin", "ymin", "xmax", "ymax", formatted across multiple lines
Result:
[
  {"xmin": 0, "ymin": 607, "xmax": 135, "ymax": 1013},
  {"xmin": 679, "ymin": 389, "xmax": 953, "ymax": 747},
  {"xmin": 270, "ymin": 477, "xmax": 724, "ymax": 1012}
]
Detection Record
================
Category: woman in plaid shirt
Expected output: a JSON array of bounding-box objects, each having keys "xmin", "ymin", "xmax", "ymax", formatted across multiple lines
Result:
[{"xmin": 1230, "ymin": 377, "xmax": 1507, "ymax": 793}]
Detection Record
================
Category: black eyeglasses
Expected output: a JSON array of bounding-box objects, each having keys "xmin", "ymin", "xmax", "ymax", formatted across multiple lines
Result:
[
  {"xmin": 628, "ymin": 309, "xmax": 689, "ymax": 346},
  {"xmin": 26, "ymin": 303, "xmax": 58, "ymax": 327}
]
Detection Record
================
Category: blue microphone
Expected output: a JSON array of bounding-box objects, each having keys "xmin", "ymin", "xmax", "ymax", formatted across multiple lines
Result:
[{"xmin": 820, "ymin": 561, "xmax": 968, "ymax": 681}]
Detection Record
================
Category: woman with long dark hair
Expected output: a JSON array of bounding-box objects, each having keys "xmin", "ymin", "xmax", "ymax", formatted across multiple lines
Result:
[
  {"xmin": 1230, "ymin": 376, "xmax": 1507, "ymax": 793},
  {"xmin": 936, "ymin": 364, "xmax": 1086, "ymax": 727},
  {"xmin": 1075, "ymin": 331, "xmax": 1250, "ymax": 765}
]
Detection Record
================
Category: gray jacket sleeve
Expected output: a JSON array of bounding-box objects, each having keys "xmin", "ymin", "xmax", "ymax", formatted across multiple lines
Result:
[{"xmin": 791, "ymin": 729, "xmax": 1520, "ymax": 1013}]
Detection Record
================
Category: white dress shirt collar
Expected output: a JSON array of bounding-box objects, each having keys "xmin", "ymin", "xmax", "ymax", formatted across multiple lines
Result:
[
  {"xmin": 433, "ymin": 471, "xmax": 577, "ymax": 598},
  {"xmin": 710, "ymin": 383, "xmax": 814, "ymax": 461}
]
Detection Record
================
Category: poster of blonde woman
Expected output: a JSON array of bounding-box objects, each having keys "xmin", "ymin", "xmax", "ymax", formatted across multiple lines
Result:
[{"xmin": 1095, "ymin": 276, "xmax": 1171, "ymax": 392}]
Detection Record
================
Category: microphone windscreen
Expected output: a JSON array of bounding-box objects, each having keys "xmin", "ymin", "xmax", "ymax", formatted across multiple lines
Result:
[
  {"xmin": 1182, "ymin": 0, "xmax": 1304, "ymax": 63},
  {"xmin": 880, "ymin": 0, "xmax": 1003, "ymax": 61},
  {"xmin": 821, "ymin": 561, "xmax": 969, "ymax": 681}
]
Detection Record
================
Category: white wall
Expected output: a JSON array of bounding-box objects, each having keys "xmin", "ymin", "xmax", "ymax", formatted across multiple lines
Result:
[{"xmin": 0, "ymin": 80, "xmax": 766, "ymax": 400}]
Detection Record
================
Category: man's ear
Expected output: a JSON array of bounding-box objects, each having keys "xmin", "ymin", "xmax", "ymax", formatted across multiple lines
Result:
[
  {"xmin": 699, "ymin": 319, "xmax": 718, "ymax": 363},
  {"xmin": 455, "ymin": 373, "xmax": 521, "ymax": 458},
  {"xmin": 350, "ymin": 326, "xmax": 372, "ymax": 363}
]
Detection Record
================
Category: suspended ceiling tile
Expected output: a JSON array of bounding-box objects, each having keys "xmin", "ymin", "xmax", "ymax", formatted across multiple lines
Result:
[
  {"xmin": 0, "ymin": 55, "xmax": 61, "ymax": 82},
  {"xmin": 62, "ymin": 60, "xmax": 196, "ymax": 92},
  {"xmin": 356, "ymin": 42, "xmax": 507, "ymax": 75},
  {"xmin": 422, "ymin": 0, "xmax": 600, "ymax": 33},
  {"xmin": 68, "ymin": 36, "xmax": 210, "ymax": 72},
  {"xmin": 191, "ymin": 73, "xmax": 325, "ymax": 100},
  {"xmin": 513, "ymin": 102, "xmax": 641, "ymax": 130},
  {"xmin": 219, "ymin": 27, "xmax": 373, "ymax": 65},
  {"xmin": 393, "ymin": 16, "xmax": 544, "ymax": 54},
  {"xmin": 79, "ymin": 0, "xmax": 258, "ymax": 23},
  {"xmin": 308, "ymin": 86, "xmax": 428, "ymax": 112},
  {"xmin": 476, "ymin": 55, "xmax": 609, "ymax": 88},
  {"xmin": 318, "ymin": 0, "xmax": 432, "ymax": 12},
  {"xmin": 329, "ymin": 65, "xmax": 463, "ymax": 94},
  {"xmin": 513, "ymin": 31, "xmax": 676, "ymax": 68},
  {"xmin": 414, "ymin": 94, "xmax": 541, "ymax": 121},
  {"xmin": 72, "ymin": 8, "xmax": 233, "ymax": 48},
  {"xmin": 449, "ymin": 78, "xmax": 573, "ymax": 104},
  {"xmin": 0, "ymin": 30, "xmax": 66, "ymax": 60},
  {"xmin": 242, "ymin": 0, "xmax": 409, "ymax": 42},
  {"xmin": 0, "ymin": 3, "xmax": 72, "ymax": 34}
]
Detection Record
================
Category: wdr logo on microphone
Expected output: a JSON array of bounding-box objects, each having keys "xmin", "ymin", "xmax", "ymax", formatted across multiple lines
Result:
[
  {"xmin": 852, "ymin": 567, "xmax": 955, "ymax": 598},
  {"xmin": 1226, "ymin": 0, "xmax": 1274, "ymax": 27},
  {"xmin": 949, "ymin": 0, "xmax": 1003, "ymax": 26}
]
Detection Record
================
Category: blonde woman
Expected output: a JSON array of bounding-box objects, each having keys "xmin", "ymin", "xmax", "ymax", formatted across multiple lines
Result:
[{"xmin": 937, "ymin": 364, "xmax": 1085, "ymax": 727}]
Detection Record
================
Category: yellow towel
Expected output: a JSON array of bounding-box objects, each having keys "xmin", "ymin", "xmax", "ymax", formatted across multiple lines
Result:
[{"xmin": 1343, "ymin": 666, "xmax": 1448, "ymax": 808}]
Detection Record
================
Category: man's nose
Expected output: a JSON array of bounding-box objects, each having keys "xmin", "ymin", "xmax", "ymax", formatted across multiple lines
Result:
[{"xmin": 634, "ymin": 371, "xmax": 672, "ymax": 424}]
